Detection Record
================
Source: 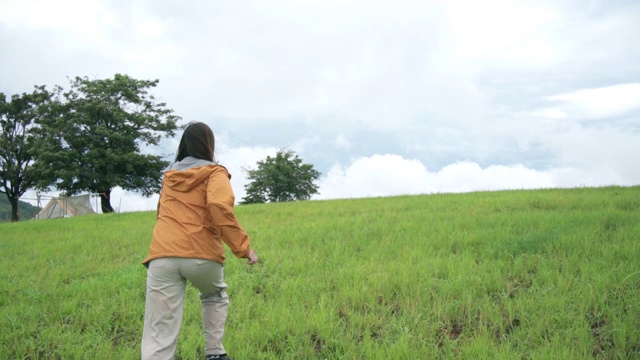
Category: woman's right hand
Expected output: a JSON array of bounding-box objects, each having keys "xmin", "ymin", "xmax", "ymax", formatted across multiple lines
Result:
[{"xmin": 247, "ymin": 249, "xmax": 258, "ymax": 265}]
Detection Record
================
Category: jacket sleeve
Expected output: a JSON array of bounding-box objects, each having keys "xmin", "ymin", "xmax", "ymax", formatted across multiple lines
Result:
[{"xmin": 206, "ymin": 168, "xmax": 251, "ymax": 259}]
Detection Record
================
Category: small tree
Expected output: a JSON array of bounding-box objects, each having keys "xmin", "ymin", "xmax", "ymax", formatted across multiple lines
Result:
[
  {"xmin": 241, "ymin": 149, "xmax": 320, "ymax": 204},
  {"xmin": 0, "ymin": 87, "xmax": 52, "ymax": 221},
  {"xmin": 33, "ymin": 74, "xmax": 180, "ymax": 213}
]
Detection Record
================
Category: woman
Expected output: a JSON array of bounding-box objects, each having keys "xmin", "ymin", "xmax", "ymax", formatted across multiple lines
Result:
[{"xmin": 141, "ymin": 122, "xmax": 258, "ymax": 360}]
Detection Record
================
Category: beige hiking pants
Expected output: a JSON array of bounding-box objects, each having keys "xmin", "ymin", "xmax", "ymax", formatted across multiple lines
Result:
[{"xmin": 141, "ymin": 257, "xmax": 229, "ymax": 360}]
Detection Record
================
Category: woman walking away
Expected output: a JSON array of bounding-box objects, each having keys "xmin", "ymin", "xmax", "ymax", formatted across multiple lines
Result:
[{"xmin": 141, "ymin": 122, "xmax": 258, "ymax": 360}]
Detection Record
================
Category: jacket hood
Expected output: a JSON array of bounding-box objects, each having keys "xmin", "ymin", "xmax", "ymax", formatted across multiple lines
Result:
[
  {"xmin": 167, "ymin": 156, "xmax": 215, "ymax": 171},
  {"xmin": 163, "ymin": 157, "xmax": 228, "ymax": 192}
]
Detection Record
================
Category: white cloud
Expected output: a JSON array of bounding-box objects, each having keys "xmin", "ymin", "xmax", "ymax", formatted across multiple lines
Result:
[
  {"xmin": 135, "ymin": 19, "xmax": 165, "ymax": 38},
  {"xmin": 0, "ymin": 0, "xmax": 119, "ymax": 55},
  {"xmin": 548, "ymin": 83, "xmax": 640, "ymax": 120},
  {"xmin": 435, "ymin": 162, "xmax": 555, "ymax": 192},
  {"xmin": 317, "ymin": 154, "xmax": 431, "ymax": 199},
  {"xmin": 446, "ymin": 0, "xmax": 557, "ymax": 64},
  {"xmin": 334, "ymin": 135, "xmax": 351, "ymax": 149},
  {"xmin": 0, "ymin": 0, "xmax": 115, "ymax": 33},
  {"xmin": 548, "ymin": 124, "xmax": 640, "ymax": 184},
  {"xmin": 530, "ymin": 108, "xmax": 568, "ymax": 119},
  {"xmin": 314, "ymin": 153, "xmax": 636, "ymax": 201},
  {"xmin": 122, "ymin": 43, "xmax": 183, "ymax": 73},
  {"xmin": 110, "ymin": 188, "xmax": 158, "ymax": 212},
  {"xmin": 290, "ymin": 135, "xmax": 321, "ymax": 154}
]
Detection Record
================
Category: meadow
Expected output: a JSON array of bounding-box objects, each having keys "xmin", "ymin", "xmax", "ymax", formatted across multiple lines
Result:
[{"xmin": 1, "ymin": 186, "xmax": 639, "ymax": 359}]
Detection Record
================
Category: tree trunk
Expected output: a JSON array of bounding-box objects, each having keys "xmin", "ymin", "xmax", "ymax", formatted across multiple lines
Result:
[
  {"xmin": 9, "ymin": 196, "xmax": 19, "ymax": 222},
  {"xmin": 100, "ymin": 190, "xmax": 115, "ymax": 213}
]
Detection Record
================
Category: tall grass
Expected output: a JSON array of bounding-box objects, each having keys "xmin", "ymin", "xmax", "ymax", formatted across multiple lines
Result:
[{"xmin": 1, "ymin": 186, "xmax": 639, "ymax": 359}]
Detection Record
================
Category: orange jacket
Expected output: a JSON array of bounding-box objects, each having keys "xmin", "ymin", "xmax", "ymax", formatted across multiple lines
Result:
[{"xmin": 143, "ymin": 163, "xmax": 251, "ymax": 266}]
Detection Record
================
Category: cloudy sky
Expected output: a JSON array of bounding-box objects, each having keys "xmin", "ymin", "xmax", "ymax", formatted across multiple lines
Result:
[{"xmin": 1, "ymin": 0, "xmax": 639, "ymax": 212}]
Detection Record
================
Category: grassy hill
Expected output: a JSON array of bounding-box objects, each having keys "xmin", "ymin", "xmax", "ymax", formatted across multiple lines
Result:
[
  {"xmin": 1, "ymin": 186, "xmax": 638, "ymax": 359},
  {"xmin": 0, "ymin": 195, "xmax": 40, "ymax": 222}
]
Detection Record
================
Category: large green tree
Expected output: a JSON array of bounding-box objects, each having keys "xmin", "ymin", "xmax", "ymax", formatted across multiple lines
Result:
[
  {"xmin": 241, "ymin": 149, "xmax": 321, "ymax": 204},
  {"xmin": 0, "ymin": 86, "xmax": 52, "ymax": 221},
  {"xmin": 33, "ymin": 74, "xmax": 180, "ymax": 213}
]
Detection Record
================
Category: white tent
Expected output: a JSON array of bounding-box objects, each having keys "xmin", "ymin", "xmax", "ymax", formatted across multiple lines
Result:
[{"xmin": 33, "ymin": 194, "xmax": 96, "ymax": 220}]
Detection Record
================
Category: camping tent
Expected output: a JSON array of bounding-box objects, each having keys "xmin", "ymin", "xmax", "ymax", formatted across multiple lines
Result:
[{"xmin": 33, "ymin": 194, "xmax": 96, "ymax": 220}]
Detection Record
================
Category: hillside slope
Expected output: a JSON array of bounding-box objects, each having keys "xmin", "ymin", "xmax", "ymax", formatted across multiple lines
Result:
[{"xmin": 1, "ymin": 186, "xmax": 639, "ymax": 359}]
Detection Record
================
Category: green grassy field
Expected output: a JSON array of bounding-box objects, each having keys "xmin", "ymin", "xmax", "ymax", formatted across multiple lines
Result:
[{"xmin": 1, "ymin": 186, "xmax": 639, "ymax": 359}]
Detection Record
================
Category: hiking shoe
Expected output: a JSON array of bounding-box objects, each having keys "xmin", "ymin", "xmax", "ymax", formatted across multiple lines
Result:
[{"xmin": 206, "ymin": 354, "xmax": 232, "ymax": 360}]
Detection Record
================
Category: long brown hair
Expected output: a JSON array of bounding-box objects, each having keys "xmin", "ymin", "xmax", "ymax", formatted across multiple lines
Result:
[{"xmin": 175, "ymin": 122, "xmax": 215, "ymax": 162}]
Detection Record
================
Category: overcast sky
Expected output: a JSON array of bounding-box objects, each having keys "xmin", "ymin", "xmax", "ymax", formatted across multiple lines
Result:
[{"xmin": 1, "ymin": 0, "xmax": 639, "ymax": 212}]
